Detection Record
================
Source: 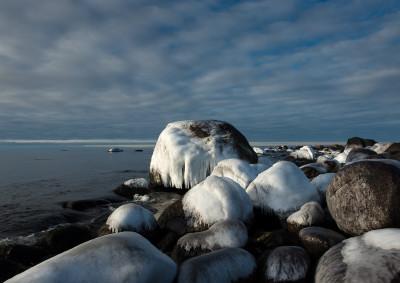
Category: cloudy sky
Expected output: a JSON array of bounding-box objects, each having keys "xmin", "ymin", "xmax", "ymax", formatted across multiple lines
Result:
[{"xmin": 1, "ymin": 0, "xmax": 399, "ymax": 142}]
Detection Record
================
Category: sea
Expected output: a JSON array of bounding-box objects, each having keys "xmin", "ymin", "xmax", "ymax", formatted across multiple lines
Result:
[
  {"xmin": 0, "ymin": 140, "xmax": 337, "ymax": 244},
  {"xmin": 0, "ymin": 140, "xmax": 155, "ymax": 243}
]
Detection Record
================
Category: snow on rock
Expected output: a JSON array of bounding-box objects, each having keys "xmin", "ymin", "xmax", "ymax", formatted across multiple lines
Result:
[
  {"xmin": 334, "ymin": 152, "xmax": 348, "ymax": 163},
  {"xmin": 311, "ymin": 173, "xmax": 336, "ymax": 203},
  {"xmin": 246, "ymin": 161, "xmax": 320, "ymax": 218},
  {"xmin": 315, "ymin": 228, "xmax": 400, "ymax": 282},
  {"xmin": 371, "ymin": 142, "xmax": 394, "ymax": 153},
  {"xmin": 106, "ymin": 203, "xmax": 157, "ymax": 233},
  {"xmin": 177, "ymin": 219, "xmax": 248, "ymax": 252},
  {"xmin": 290, "ymin": 146, "xmax": 315, "ymax": 160},
  {"xmin": 253, "ymin": 146, "xmax": 264, "ymax": 154},
  {"xmin": 124, "ymin": 178, "xmax": 148, "ymax": 188},
  {"xmin": 149, "ymin": 120, "xmax": 257, "ymax": 189},
  {"xmin": 6, "ymin": 232, "xmax": 177, "ymax": 283},
  {"xmin": 182, "ymin": 175, "xmax": 253, "ymax": 228},
  {"xmin": 286, "ymin": 201, "xmax": 325, "ymax": 233},
  {"xmin": 211, "ymin": 158, "xmax": 270, "ymax": 189},
  {"xmin": 176, "ymin": 248, "xmax": 256, "ymax": 283}
]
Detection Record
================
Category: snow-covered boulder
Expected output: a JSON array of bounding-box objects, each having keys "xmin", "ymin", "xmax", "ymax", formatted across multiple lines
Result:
[
  {"xmin": 149, "ymin": 120, "xmax": 257, "ymax": 189},
  {"xmin": 113, "ymin": 178, "xmax": 149, "ymax": 199},
  {"xmin": 290, "ymin": 146, "xmax": 315, "ymax": 160},
  {"xmin": 246, "ymin": 161, "xmax": 320, "ymax": 218},
  {"xmin": 6, "ymin": 232, "xmax": 177, "ymax": 283},
  {"xmin": 171, "ymin": 219, "xmax": 248, "ymax": 264},
  {"xmin": 299, "ymin": 226, "xmax": 346, "ymax": 259},
  {"xmin": 257, "ymin": 246, "xmax": 310, "ymax": 283},
  {"xmin": 327, "ymin": 160, "xmax": 400, "ymax": 235},
  {"xmin": 315, "ymin": 229, "xmax": 400, "ymax": 282},
  {"xmin": 177, "ymin": 248, "xmax": 256, "ymax": 283},
  {"xmin": 286, "ymin": 201, "xmax": 325, "ymax": 234},
  {"xmin": 106, "ymin": 203, "xmax": 157, "ymax": 233},
  {"xmin": 311, "ymin": 173, "xmax": 336, "ymax": 205},
  {"xmin": 345, "ymin": 147, "xmax": 377, "ymax": 162},
  {"xmin": 182, "ymin": 176, "xmax": 253, "ymax": 229},
  {"xmin": 211, "ymin": 158, "xmax": 270, "ymax": 189},
  {"xmin": 253, "ymin": 146, "xmax": 264, "ymax": 154}
]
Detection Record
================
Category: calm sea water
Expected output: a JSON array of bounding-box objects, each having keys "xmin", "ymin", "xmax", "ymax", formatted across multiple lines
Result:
[{"xmin": 0, "ymin": 143, "xmax": 153, "ymax": 240}]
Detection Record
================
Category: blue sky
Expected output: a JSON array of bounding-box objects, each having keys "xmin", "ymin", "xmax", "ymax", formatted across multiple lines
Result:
[{"xmin": 0, "ymin": 0, "xmax": 399, "ymax": 142}]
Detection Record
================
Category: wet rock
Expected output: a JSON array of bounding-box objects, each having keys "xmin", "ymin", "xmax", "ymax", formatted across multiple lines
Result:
[
  {"xmin": 299, "ymin": 227, "xmax": 346, "ymax": 259},
  {"xmin": 0, "ymin": 244, "xmax": 46, "ymax": 266},
  {"xmin": 0, "ymin": 259, "xmax": 25, "ymax": 282}
]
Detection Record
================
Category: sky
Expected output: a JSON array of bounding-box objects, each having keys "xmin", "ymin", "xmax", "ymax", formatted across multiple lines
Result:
[{"xmin": 0, "ymin": 0, "xmax": 399, "ymax": 142}]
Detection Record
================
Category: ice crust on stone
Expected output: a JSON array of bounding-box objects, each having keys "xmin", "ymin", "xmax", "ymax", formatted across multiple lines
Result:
[
  {"xmin": 290, "ymin": 146, "xmax": 315, "ymax": 160},
  {"xmin": 246, "ymin": 161, "xmax": 320, "ymax": 218},
  {"xmin": 124, "ymin": 178, "xmax": 148, "ymax": 188},
  {"xmin": 253, "ymin": 146, "xmax": 264, "ymax": 154},
  {"xmin": 6, "ymin": 232, "xmax": 177, "ymax": 283},
  {"xmin": 177, "ymin": 248, "xmax": 256, "ymax": 283},
  {"xmin": 311, "ymin": 173, "xmax": 336, "ymax": 201},
  {"xmin": 182, "ymin": 175, "xmax": 253, "ymax": 227},
  {"xmin": 287, "ymin": 201, "xmax": 325, "ymax": 227},
  {"xmin": 150, "ymin": 120, "xmax": 254, "ymax": 189},
  {"xmin": 211, "ymin": 158, "xmax": 270, "ymax": 189},
  {"xmin": 341, "ymin": 229, "xmax": 400, "ymax": 282},
  {"xmin": 177, "ymin": 220, "xmax": 248, "ymax": 252},
  {"xmin": 106, "ymin": 203, "xmax": 156, "ymax": 233}
]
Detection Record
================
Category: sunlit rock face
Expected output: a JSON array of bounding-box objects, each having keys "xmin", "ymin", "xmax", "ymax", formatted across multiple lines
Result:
[{"xmin": 149, "ymin": 120, "xmax": 257, "ymax": 189}]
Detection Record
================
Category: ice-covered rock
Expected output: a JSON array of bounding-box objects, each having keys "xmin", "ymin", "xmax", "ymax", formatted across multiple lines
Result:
[
  {"xmin": 290, "ymin": 146, "xmax": 315, "ymax": 160},
  {"xmin": 334, "ymin": 152, "xmax": 348, "ymax": 163},
  {"xmin": 315, "ymin": 228, "xmax": 400, "ymax": 282},
  {"xmin": 246, "ymin": 161, "xmax": 320, "ymax": 218},
  {"xmin": 171, "ymin": 219, "xmax": 248, "ymax": 264},
  {"xmin": 327, "ymin": 160, "xmax": 400, "ymax": 235},
  {"xmin": 182, "ymin": 176, "xmax": 253, "ymax": 229},
  {"xmin": 311, "ymin": 173, "xmax": 336, "ymax": 205},
  {"xmin": 113, "ymin": 178, "xmax": 149, "ymax": 199},
  {"xmin": 253, "ymin": 146, "xmax": 264, "ymax": 154},
  {"xmin": 124, "ymin": 178, "xmax": 148, "ymax": 188},
  {"xmin": 106, "ymin": 203, "xmax": 157, "ymax": 233},
  {"xmin": 149, "ymin": 120, "xmax": 257, "ymax": 189},
  {"xmin": 345, "ymin": 147, "xmax": 377, "ymax": 162},
  {"xmin": 300, "ymin": 162, "xmax": 328, "ymax": 179},
  {"xmin": 286, "ymin": 201, "xmax": 325, "ymax": 234},
  {"xmin": 177, "ymin": 248, "xmax": 256, "ymax": 283},
  {"xmin": 257, "ymin": 246, "xmax": 310, "ymax": 282},
  {"xmin": 299, "ymin": 226, "xmax": 345, "ymax": 259},
  {"xmin": 6, "ymin": 232, "xmax": 177, "ymax": 283},
  {"xmin": 211, "ymin": 158, "xmax": 270, "ymax": 189}
]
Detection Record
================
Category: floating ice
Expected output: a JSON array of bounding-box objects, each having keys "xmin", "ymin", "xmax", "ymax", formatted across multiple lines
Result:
[
  {"xmin": 246, "ymin": 161, "xmax": 320, "ymax": 218},
  {"xmin": 177, "ymin": 219, "xmax": 248, "ymax": 252},
  {"xmin": 182, "ymin": 175, "xmax": 253, "ymax": 228},
  {"xmin": 290, "ymin": 146, "xmax": 315, "ymax": 160},
  {"xmin": 211, "ymin": 158, "xmax": 270, "ymax": 189},
  {"xmin": 5, "ymin": 232, "xmax": 177, "ymax": 283},
  {"xmin": 106, "ymin": 203, "xmax": 156, "ymax": 233}
]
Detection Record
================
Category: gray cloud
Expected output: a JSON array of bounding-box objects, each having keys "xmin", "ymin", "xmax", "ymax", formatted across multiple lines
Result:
[{"xmin": 0, "ymin": 0, "xmax": 399, "ymax": 142}]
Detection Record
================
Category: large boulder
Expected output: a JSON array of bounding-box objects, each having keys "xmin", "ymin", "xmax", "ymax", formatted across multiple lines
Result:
[
  {"xmin": 327, "ymin": 160, "xmax": 400, "ymax": 235},
  {"xmin": 177, "ymin": 248, "xmax": 256, "ymax": 283},
  {"xmin": 299, "ymin": 227, "xmax": 345, "ymax": 259},
  {"xmin": 344, "ymin": 137, "xmax": 377, "ymax": 151},
  {"xmin": 246, "ymin": 161, "xmax": 320, "ymax": 218},
  {"xmin": 315, "ymin": 228, "xmax": 400, "ymax": 282},
  {"xmin": 149, "ymin": 120, "xmax": 257, "ymax": 189},
  {"xmin": 6, "ymin": 232, "xmax": 177, "ymax": 283}
]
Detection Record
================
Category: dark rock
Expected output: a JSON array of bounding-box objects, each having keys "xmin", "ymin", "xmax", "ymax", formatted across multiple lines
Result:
[
  {"xmin": 149, "ymin": 120, "xmax": 257, "ymax": 189},
  {"xmin": 326, "ymin": 144, "xmax": 345, "ymax": 151},
  {"xmin": 299, "ymin": 227, "xmax": 346, "ymax": 259},
  {"xmin": 389, "ymin": 152, "xmax": 400, "ymax": 162},
  {"xmin": 315, "ymin": 229, "xmax": 400, "ymax": 282},
  {"xmin": 0, "ymin": 244, "xmax": 46, "ymax": 266},
  {"xmin": 36, "ymin": 224, "xmax": 92, "ymax": 254},
  {"xmin": 345, "ymin": 147, "xmax": 378, "ymax": 162},
  {"xmin": 157, "ymin": 199, "xmax": 188, "ymax": 235},
  {"xmin": 345, "ymin": 137, "xmax": 377, "ymax": 150},
  {"xmin": 300, "ymin": 163, "xmax": 327, "ymax": 179},
  {"xmin": 256, "ymin": 246, "xmax": 310, "ymax": 283},
  {"xmin": 113, "ymin": 184, "xmax": 150, "ymax": 199},
  {"xmin": 384, "ymin": 142, "xmax": 400, "ymax": 153},
  {"xmin": 156, "ymin": 231, "xmax": 181, "ymax": 254},
  {"xmin": 63, "ymin": 198, "xmax": 112, "ymax": 211},
  {"xmin": 177, "ymin": 248, "xmax": 256, "ymax": 283},
  {"xmin": 320, "ymin": 160, "xmax": 338, "ymax": 173},
  {"xmin": 258, "ymin": 230, "xmax": 302, "ymax": 251},
  {"xmin": 0, "ymin": 259, "xmax": 25, "ymax": 282},
  {"xmin": 327, "ymin": 160, "xmax": 400, "ymax": 235}
]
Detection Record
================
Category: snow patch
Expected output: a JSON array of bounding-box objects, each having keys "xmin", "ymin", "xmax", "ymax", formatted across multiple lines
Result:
[
  {"xmin": 6, "ymin": 232, "xmax": 177, "ymax": 283},
  {"xmin": 311, "ymin": 173, "xmax": 336, "ymax": 202},
  {"xmin": 334, "ymin": 152, "xmax": 348, "ymax": 163},
  {"xmin": 290, "ymin": 146, "xmax": 315, "ymax": 160},
  {"xmin": 362, "ymin": 228, "xmax": 400, "ymax": 250},
  {"xmin": 371, "ymin": 142, "xmax": 393, "ymax": 154},
  {"xmin": 182, "ymin": 176, "xmax": 253, "ymax": 227},
  {"xmin": 177, "ymin": 220, "xmax": 248, "ymax": 252},
  {"xmin": 106, "ymin": 203, "xmax": 156, "ymax": 233},
  {"xmin": 211, "ymin": 158, "xmax": 270, "ymax": 189},
  {"xmin": 246, "ymin": 161, "xmax": 320, "ymax": 218}
]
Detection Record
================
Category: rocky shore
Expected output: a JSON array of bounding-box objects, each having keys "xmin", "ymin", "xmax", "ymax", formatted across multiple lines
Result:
[{"xmin": 2, "ymin": 120, "xmax": 400, "ymax": 282}]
